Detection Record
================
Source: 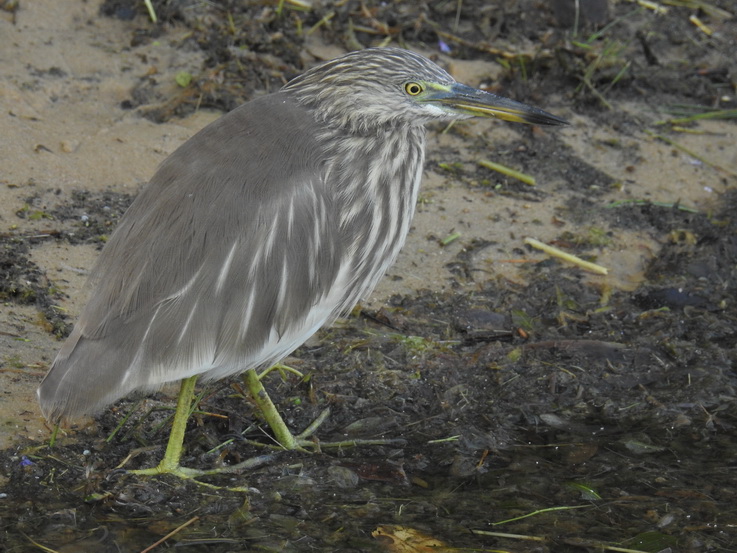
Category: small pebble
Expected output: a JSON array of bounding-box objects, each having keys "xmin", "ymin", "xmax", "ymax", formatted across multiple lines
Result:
[{"xmin": 60, "ymin": 140, "xmax": 80, "ymax": 153}]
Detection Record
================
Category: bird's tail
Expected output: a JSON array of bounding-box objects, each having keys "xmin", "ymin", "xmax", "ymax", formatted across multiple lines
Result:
[{"xmin": 37, "ymin": 325, "xmax": 144, "ymax": 422}]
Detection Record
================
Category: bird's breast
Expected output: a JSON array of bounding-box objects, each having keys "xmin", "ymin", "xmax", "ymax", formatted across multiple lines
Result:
[{"xmin": 320, "ymin": 126, "xmax": 426, "ymax": 312}]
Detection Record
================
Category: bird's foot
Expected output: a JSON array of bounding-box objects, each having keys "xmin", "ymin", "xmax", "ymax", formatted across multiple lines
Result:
[
  {"xmin": 237, "ymin": 406, "xmax": 407, "ymax": 452},
  {"xmin": 123, "ymin": 453, "xmax": 275, "ymax": 490}
]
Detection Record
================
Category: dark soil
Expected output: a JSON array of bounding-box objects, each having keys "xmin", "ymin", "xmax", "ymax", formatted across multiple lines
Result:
[{"xmin": 1, "ymin": 1, "xmax": 736, "ymax": 552}]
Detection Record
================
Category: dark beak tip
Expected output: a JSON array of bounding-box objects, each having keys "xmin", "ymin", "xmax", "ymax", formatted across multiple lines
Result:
[{"xmin": 530, "ymin": 110, "xmax": 569, "ymax": 127}]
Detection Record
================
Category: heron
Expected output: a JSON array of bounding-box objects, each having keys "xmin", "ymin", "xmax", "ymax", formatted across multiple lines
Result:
[{"xmin": 38, "ymin": 48, "xmax": 567, "ymax": 478}]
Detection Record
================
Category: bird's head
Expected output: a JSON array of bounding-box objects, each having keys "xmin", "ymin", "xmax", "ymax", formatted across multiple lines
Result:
[{"xmin": 283, "ymin": 48, "xmax": 567, "ymax": 133}]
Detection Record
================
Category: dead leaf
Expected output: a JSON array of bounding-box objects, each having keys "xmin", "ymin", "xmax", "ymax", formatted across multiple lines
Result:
[{"xmin": 372, "ymin": 525, "xmax": 449, "ymax": 552}]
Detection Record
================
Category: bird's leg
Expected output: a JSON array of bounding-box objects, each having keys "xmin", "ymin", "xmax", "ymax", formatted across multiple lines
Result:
[
  {"xmin": 128, "ymin": 375, "xmax": 203, "ymax": 478},
  {"xmin": 125, "ymin": 371, "xmax": 303, "ymax": 480},
  {"xmin": 244, "ymin": 368, "xmax": 406, "ymax": 451},
  {"xmin": 125, "ymin": 368, "xmax": 403, "ymax": 481},
  {"xmin": 250, "ymin": 363, "xmax": 329, "ymax": 443},
  {"xmin": 244, "ymin": 368, "xmax": 303, "ymax": 450},
  {"xmin": 125, "ymin": 375, "xmax": 270, "ymax": 489}
]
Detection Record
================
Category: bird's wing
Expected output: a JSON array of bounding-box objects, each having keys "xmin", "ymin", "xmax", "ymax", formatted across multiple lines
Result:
[{"xmin": 38, "ymin": 93, "xmax": 342, "ymax": 419}]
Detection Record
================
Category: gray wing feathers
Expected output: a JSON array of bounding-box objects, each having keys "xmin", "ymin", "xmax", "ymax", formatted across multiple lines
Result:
[{"xmin": 38, "ymin": 94, "xmax": 340, "ymax": 420}]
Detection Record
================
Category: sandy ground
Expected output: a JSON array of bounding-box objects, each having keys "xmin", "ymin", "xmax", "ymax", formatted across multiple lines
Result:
[{"xmin": 0, "ymin": 0, "xmax": 734, "ymax": 456}]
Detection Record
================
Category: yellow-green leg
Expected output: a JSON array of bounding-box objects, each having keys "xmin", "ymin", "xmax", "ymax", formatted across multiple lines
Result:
[
  {"xmin": 243, "ymin": 367, "xmax": 302, "ymax": 450},
  {"xmin": 126, "ymin": 370, "xmax": 305, "ymax": 479},
  {"xmin": 125, "ymin": 368, "xmax": 404, "ymax": 480},
  {"xmin": 242, "ymin": 368, "xmax": 406, "ymax": 451},
  {"xmin": 129, "ymin": 375, "xmax": 202, "ymax": 478}
]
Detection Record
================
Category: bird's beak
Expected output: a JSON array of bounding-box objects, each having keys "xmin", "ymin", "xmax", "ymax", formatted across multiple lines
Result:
[{"xmin": 428, "ymin": 83, "xmax": 568, "ymax": 126}]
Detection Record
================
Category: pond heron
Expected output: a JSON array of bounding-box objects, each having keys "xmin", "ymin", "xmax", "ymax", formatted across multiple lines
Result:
[{"xmin": 38, "ymin": 48, "xmax": 567, "ymax": 477}]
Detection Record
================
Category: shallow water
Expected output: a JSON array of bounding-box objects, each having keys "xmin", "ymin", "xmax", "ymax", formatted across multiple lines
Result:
[{"xmin": 4, "ymin": 417, "xmax": 734, "ymax": 552}]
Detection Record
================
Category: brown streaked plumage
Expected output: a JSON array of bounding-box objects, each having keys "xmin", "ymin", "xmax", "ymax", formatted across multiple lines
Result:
[{"xmin": 38, "ymin": 48, "xmax": 566, "ymax": 476}]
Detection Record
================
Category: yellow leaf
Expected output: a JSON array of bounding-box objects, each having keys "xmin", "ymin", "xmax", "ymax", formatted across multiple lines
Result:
[{"xmin": 372, "ymin": 525, "xmax": 449, "ymax": 552}]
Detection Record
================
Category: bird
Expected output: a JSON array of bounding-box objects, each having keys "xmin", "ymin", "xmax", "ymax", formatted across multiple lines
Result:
[{"xmin": 38, "ymin": 48, "xmax": 567, "ymax": 478}]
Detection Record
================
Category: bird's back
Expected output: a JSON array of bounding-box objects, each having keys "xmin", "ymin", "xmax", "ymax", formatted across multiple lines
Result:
[{"xmin": 38, "ymin": 92, "xmax": 347, "ymax": 420}]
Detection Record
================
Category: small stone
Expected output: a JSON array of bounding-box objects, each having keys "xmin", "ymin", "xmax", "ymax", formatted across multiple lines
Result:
[{"xmin": 60, "ymin": 140, "xmax": 80, "ymax": 153}]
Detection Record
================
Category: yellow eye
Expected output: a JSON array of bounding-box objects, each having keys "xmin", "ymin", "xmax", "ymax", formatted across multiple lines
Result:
[{"xmin": 404, "ymin": 82, "xmax": 423, "ymax": 96}]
